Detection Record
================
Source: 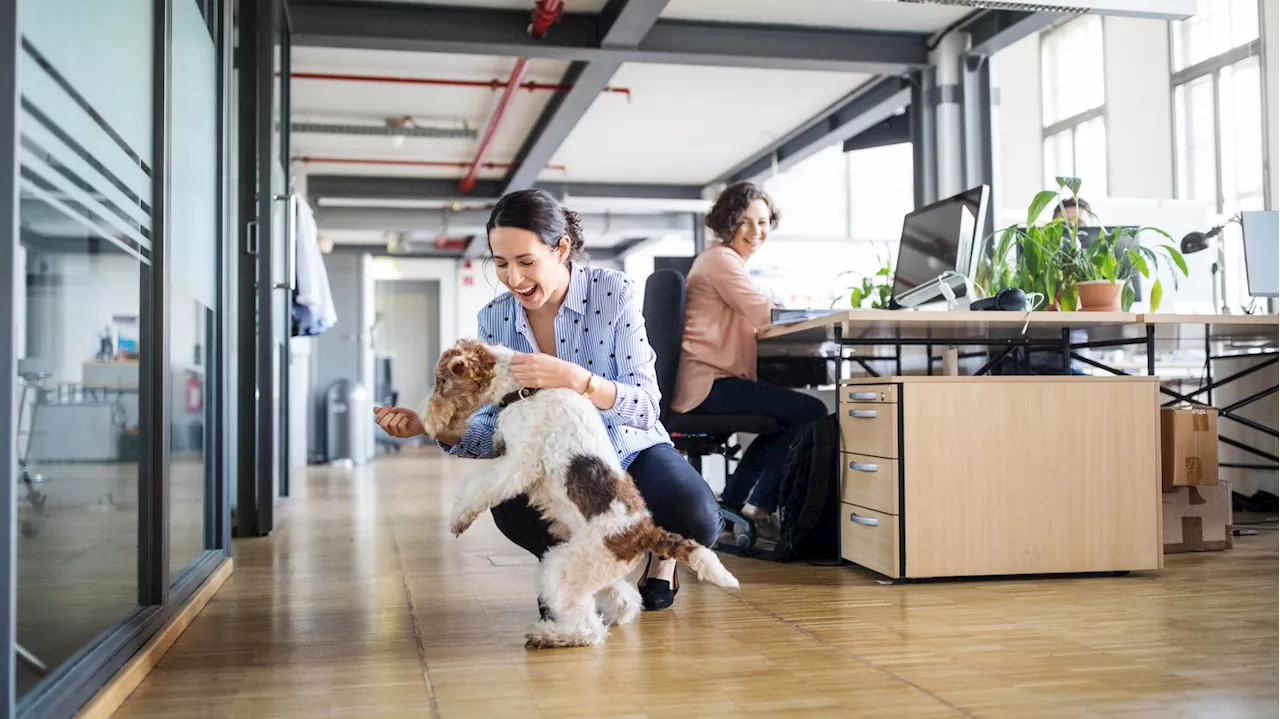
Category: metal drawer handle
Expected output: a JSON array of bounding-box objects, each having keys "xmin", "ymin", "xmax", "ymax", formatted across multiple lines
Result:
[
  {"xmin": 849, "ymin": 512, "xmax": 879, "ymax": 527},
  {"xmin": 849, "ymin": 391, "xmax": 879, "ymax": 401},
  {"xmin": 849, "ymin": 461, "xmax": 878, "ymax": 472},
  {"xmin": 848, "ymin": 409, "xmax": 878, "ymax": 419}
]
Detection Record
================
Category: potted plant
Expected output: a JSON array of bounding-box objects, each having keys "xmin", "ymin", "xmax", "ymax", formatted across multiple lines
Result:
[
  {"xmin": 1074, "ymin": 225, "xmax": 1188, "ymax": 311},
  {"xmin": 839, "ymin": 250, "xmax": 893, "ymax": 309},
  {"xmin": 975, "ymin": 179, "xmax": 1081, "ymax": 310},
  {"xmin": 975, "ymin": 177, "xmax": 1187, "ymax": 312}
]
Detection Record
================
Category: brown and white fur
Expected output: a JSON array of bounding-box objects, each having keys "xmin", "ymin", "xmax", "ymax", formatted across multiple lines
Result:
[{"xmin": 423, "ymin": 338, "xmax": 739, "ymax": 649}]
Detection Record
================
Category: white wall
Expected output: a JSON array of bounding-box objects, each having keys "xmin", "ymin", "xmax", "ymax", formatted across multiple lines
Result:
[
  {"xmin": 992, "ymin": 18, "xmax": 1178, "ymax": 222},
  {"xmin": 1264, "ymin": 0, "xmax": 1279, "ymax": 209}
]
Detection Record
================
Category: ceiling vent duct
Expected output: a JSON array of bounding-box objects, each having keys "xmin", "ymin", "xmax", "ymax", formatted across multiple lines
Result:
[
  {"xmin": 899, "ymin": 0, "xmax": 1194, "ymax": 20},
  {"xmin": 288, "ymin": 122, "xmax": 477, "ymax": 140}
]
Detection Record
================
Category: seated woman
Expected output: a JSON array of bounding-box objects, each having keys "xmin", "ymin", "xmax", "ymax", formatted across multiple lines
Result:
[
  {"xmin": 673, "ymin": 181, "xmax": 828, "ymax": 537},
  {"xmin": 375, "ymin": 188, "xmax": 719, "ymax": 612}
]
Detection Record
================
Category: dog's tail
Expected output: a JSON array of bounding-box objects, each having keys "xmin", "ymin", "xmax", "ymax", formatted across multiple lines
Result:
[{"xmin": 648, "ymin": 529, "xmax": 739, "ymax": 589}]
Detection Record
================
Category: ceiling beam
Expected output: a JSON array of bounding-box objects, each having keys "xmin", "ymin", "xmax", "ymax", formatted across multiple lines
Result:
[
  {"xmin": 306, "ymin": 175, "xmax": 703, "ymax": 203},
  {"xmin": 709, "ymin": 75, "xmax": 912, "ymax": 190},
  {"xmin": 315, "ymin": 206, "xmax": 694, "ymax": 236},
  {"xmin": 290, "ymin": 2, "xmax": 931, "ymax": 74},
  {"xmin": 964, "ymin": 10, "xmax": 1066, "ymax": 58},
  {"xmin": 842, "ymin": 111, "xmax": 912, "ymax": 153},
  {"xmin": 493, "ymin": 0, "xmax": 669, "ymax": 256},
  {"xmin": 502, "ymin": 0, "xmax": 669, "ymax": 195}
]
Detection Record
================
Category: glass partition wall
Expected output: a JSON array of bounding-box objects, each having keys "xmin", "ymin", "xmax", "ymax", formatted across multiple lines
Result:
[{"xmin": 0, "ymin": 0, "xmax": 286, "ymax": 714}]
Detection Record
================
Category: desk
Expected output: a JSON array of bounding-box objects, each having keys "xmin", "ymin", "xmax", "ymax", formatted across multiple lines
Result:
[
  {"xmin": 837, "ymin": 376, "xmax": 1162, "ymax": 579},
  {"xmin": 755, "ymin": 310, "xmax": 1278, "ymax": 577}
]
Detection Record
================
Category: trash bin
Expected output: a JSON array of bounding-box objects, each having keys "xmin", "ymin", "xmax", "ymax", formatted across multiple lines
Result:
[{"xmin": 324, "ymin": 379, "xmax": 370, "ymax": 465}]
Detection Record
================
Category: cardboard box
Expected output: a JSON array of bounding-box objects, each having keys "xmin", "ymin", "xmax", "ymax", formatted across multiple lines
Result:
[
  {"xmin": 1160, "ymin": 406, "xmax": 1219, "ymax": 489},
  {"xmin": 1162, "ymin": 480, "xmax": 1233, "ymax": 554}
]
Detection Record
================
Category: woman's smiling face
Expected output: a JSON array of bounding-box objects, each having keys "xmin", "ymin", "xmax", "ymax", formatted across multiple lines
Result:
[{"xmin": 489, "ymin": 226, "xmax": 569, "ymax": 311}]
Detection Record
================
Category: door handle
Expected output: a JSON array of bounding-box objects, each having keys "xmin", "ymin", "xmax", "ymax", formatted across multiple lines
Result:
[
  {"xmin": 848, "ymin": 409, "xmax": 878, "ymax": 419},
  {"xmin": 849, "ymin": 461, "xmax": 878, "ymax": 472},
  {"xmin": 849, "ymin": 512, "xmax": 879, "ymax": 527},
  {"xmin": 849, "ymin": 391, "xmax": 879, "ymax": 401}
]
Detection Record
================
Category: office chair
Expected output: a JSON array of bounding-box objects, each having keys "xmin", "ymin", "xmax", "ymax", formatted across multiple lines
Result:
[{"xmin": 642, "ymin": 270, "xmax": 779, "ymax": 550}]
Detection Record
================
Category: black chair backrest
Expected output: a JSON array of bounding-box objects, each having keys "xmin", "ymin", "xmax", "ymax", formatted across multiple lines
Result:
[{"xmin": 642, "ymin": 269, "xmax": 686, "ymax": 423}]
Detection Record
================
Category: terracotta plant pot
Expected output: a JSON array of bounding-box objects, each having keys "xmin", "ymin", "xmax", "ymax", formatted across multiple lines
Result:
[{"xmin": 1077, "ymin": 280, "xmax": 1123, "ymax": 312}]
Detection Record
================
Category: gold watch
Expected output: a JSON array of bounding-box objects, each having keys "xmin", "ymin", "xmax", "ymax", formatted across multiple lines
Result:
[{"xmin": 582, "ymin": 373, "xmax": 598, "ymax": 397}]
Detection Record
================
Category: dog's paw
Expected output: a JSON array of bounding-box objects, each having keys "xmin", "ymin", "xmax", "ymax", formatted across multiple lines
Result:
[
  {"xmin": 596, "ymin": 582, "xmax": 642, "ymax": 627},
  {"xmin": 524, "ymin": 621, "xmax": 604, "ymax": 649},
  {"xmin": 449, "ymin": 511, "xmax": 477, "ymax": 536}
]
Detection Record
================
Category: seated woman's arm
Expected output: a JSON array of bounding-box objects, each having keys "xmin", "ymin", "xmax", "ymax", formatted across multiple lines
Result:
[
  {"xmin": 601, "ymin": 280, "xmax": 662, "ymax": 431},
  {"xmin": 707, "ymin": 247, "xmax": 773, "ymax": 330}
]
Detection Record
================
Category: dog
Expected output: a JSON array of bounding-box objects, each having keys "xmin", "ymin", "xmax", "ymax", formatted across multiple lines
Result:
[{"xmin": 422, "ymin": 338, "xmax": 739, "ymax": 649}]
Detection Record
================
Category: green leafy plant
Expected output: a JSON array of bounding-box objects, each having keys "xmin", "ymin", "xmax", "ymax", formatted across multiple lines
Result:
[
  {"xmin": 1075, "ymin": 225, "xmax": 1188, "ymax": 311},
  {"xmin": 974, "ymin": 177, "xmax": 1187, "ymax": 311},
  {"xmin": 839, "ymin": 250, "xmax": 894, "ymax": 309}
]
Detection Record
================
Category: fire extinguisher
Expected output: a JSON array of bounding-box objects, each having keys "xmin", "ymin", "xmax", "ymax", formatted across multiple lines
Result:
[{"xmin": 186, "ymin": 374, "xmax": 203, "ymax": 413}]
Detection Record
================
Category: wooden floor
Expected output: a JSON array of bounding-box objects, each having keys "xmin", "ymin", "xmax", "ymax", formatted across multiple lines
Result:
[{"xmin": 114, "ymin": 449, "xmax": 1278, "ymax": 718}]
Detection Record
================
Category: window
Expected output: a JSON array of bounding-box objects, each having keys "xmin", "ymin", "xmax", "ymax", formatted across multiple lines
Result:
[
  {"xmin": 1171, "ymin": 0, "xmax": 1264, "ymax": 309},
  {"xmin": 1040, "ymin": 15, "xmax": 1108, "ymax": 196}
]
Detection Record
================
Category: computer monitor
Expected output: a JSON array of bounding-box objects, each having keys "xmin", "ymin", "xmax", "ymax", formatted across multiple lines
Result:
[
  {"xmin": 889, "ymin": 185, "xmax": 989, "ymax": 309},
  {"xmin": 1241, "ymin": 210, "xmax": 1279, "ymax": 298}
]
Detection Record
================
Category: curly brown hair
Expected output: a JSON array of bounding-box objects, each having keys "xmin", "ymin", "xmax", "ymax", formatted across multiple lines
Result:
[{"xmin": 705, "ymin": 181, "xmax": 780, "ymax": 243}]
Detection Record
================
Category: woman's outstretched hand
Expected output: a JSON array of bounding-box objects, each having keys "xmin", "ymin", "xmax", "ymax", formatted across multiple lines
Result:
[
  {"xmin": 374, "ymin": 406, "xmax": 426, "ymax": 438},
  {"xmin": 509, "ymin": 352, "xmax": 588, "ymax": 391}
]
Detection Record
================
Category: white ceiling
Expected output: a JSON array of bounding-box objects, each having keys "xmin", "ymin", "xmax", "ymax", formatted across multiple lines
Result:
[
  {"xmin": 661, "ymin": 0, "xmax": 973, "ymax": 34},
  {"xmin": 291, "ymin": 48, "xmax": 568, "ymax": 180},
  {"xmin": 545, "ymin": 62, "xmax": 870, "ymax": 184},
  {"xmin": 294, "ymin": 0, "xmax": 924, "ymax": 212}
]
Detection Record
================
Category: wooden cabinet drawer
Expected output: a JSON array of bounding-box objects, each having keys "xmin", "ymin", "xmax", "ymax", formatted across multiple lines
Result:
[
  {"xmin": 839, "ymin": 384, "xmax": 897, "ymax": 404},
  {"xmin": 839, "ymin": 402, "xmax": 898, "ymax": 458},
  {"xmin": 840, "ymin": 453, "xmax": 898, "ymax": 514},
  {"xmin": 839, "ymin": 503, "xmax": 900, "ymax": 578}
]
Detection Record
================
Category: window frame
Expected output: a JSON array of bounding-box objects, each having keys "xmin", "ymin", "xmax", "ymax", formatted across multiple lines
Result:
[
  {"xmin": 1039, "ymin": 15, "xmax": 1109, "ymax": 195},
  {"xmin": 1168, "ymin": 31, "xmax": 1265, "ymax": 213}
]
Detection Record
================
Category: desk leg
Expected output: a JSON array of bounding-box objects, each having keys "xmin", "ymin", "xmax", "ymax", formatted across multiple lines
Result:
[
  {"xmin": 895, "ymin": 343, "xmax": 902, "ymax": 376},
  {"xmin": 1061, "ymin": 329, "xmax": 1070, "ymax": 375},
  {"xmin": 926, "ymin": 343, "xmax": 933, "ymax": 376},
  {"xmin": 1204, "ymin": 324, "xmax": 1213, "ymax": 406},
  {"xmin": 1146, "ymin": 324, "xmax": 1156, "ymax": 376}
]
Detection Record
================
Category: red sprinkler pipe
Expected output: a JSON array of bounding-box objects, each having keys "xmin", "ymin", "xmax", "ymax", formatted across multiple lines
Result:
[
  {"xmin": 293, "ymin": 155, "xmax": 567, "ymax": 172},
  {"xmin": 529, "ymin": 0, "xmax": 564, "ymax": 39},
  {"xmin": 459, "ymin": 57, "xmax": 530, "ymax": 194},
  {"xmin": 285, "ymin": 72, "xmax": 631, "ymax": 99}
]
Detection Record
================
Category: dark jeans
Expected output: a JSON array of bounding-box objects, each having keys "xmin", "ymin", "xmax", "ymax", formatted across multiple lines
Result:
[
  {"xmin": 491, "ymin": 442, "xmax": 721, "ymax": 557},
  {"xmin": 689, "ymin": 378, "xmax": 828, "ymax": 512}
]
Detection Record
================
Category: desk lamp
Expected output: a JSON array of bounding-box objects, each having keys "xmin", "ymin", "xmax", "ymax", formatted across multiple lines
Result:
[{"xmin": 1180, "ymin": 215, "xmax": 1238, "ymax": 314}]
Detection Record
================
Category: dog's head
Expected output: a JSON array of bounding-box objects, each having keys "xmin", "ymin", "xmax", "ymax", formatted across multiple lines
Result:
[{"xmin": 422, "ymin": 339, "xmax": 509, "ymax": 438}]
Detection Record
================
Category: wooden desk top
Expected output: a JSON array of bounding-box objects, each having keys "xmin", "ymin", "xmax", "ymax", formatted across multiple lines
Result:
[{"xmin": 757, "ymin": 309, "xmax": 1279, "ymax": 347}]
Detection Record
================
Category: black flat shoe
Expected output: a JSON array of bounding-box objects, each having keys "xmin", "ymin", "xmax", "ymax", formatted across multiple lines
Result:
[{"xmin": 637, "ymin": 554, "xmax": 680, "ymax": 611}]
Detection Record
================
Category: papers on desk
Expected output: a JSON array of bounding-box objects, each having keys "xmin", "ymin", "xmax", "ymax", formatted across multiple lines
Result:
[{"xmin": 771, "ymin": 308, "xmax": 841, "ymax": 325}]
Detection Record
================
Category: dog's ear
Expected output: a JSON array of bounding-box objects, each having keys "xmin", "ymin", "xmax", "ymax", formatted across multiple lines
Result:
[{"xmin": 422, "ymin": 394, "xmax": 461, "ymax": 438}]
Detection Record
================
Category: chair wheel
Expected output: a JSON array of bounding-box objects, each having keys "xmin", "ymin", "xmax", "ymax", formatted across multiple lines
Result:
[{"xmin": 735, "ymin": 530, "xmax": 756, "ymax": 549}]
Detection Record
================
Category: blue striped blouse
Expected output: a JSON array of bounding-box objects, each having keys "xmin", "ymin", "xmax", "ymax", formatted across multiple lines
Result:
[{"xmin": 441, "ymin": 263, "xmax": 673, "ymax": 468}]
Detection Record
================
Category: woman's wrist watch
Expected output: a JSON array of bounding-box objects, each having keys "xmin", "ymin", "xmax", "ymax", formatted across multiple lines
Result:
[{"xmin": 581, "ymin": 372, "xmax": 598, "ymax": 397}]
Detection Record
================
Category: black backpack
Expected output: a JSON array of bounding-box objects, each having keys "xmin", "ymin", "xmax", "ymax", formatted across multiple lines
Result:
[{"xmin": 773, "ymin": 413, "xmax": 841, "ymax": 563}]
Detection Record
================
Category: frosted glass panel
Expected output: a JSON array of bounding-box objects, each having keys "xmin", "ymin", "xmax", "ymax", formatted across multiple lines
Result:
[
  {"xmin": 171, "ymin": 0, "xmax": 218, "ymax": 311},
  {"xmin": 22, "ymin": 0, "xmax": 154, "ymax": 167}
]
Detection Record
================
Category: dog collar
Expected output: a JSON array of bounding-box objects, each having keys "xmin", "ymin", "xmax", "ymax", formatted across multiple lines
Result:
[{"xmin": 498, "ymin": 387, "xmax": 540, "ymax": 408}]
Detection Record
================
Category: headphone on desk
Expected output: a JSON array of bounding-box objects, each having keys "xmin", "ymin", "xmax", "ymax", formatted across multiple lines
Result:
[{"xmin": 970, "ymin": 287, "xmax": 1028, "ymax": 312}]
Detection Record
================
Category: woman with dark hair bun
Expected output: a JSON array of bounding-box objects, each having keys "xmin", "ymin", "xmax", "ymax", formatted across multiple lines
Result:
[
  {"xmin": 374, "ymin": 188, "xmax": 720, "ymax": 613},
  {"xmin": 673, "ymin": 181, "xmax": 827, "ymax": 539}
]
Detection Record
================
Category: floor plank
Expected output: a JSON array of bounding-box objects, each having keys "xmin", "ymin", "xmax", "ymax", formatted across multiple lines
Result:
[{"xmin": 114, "ymin": 449, "xmax": 1279, "ymax": 718}]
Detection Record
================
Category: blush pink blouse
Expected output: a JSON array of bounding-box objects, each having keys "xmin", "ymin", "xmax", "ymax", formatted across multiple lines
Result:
[{"xmin": 672, "ymin": 245, "xmax": 773, "ymax": 413}]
